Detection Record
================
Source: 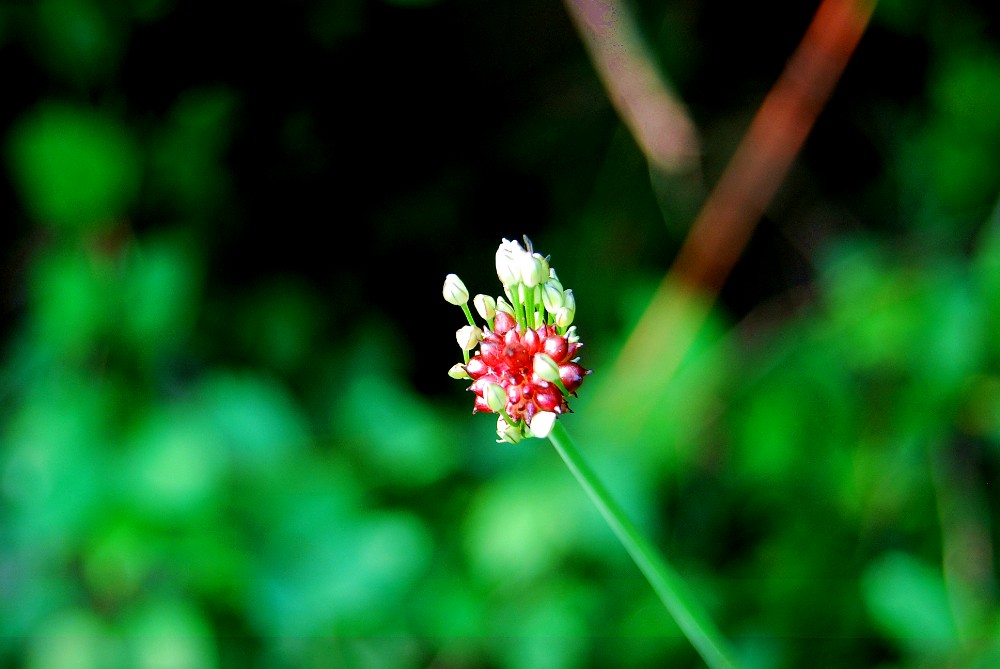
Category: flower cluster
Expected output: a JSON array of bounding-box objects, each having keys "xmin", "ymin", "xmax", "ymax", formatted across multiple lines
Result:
[{"xmin": 443, "ymin": 237, "xmax": 590, "ymax": 443}]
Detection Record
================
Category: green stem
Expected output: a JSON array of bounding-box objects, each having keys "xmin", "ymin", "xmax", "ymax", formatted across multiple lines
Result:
[
  {"xmin": 510, "ymin": 286, "xmax": 525, "ymax": 330},
  {"xmin": 532, "ymin": 285, "xmax": 543, "ymax": 328},
  {"xmin": 460, "ymin": 303, "xmax": 476, "ymax": 328},
  {"xmin": 547, "ymin": 421, "xmax": 738, "ymax": 669}
]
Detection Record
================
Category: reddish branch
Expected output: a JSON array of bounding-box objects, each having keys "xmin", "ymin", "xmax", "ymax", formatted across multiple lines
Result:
[
  {"xmin": 671, "ymin": 0, "xmax": 877, "ymax": 293},
  {"xmin": 589, "ymin": 0, "xmax": 876, "ymax": 421}
]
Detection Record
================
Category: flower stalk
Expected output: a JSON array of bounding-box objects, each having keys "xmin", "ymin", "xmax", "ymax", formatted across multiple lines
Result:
[{"xmin": 547, "ymin": 420, "xmax": 738, "ymax": 669}]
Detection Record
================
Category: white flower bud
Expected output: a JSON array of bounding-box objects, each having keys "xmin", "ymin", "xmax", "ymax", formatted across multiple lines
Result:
[
  {"xmin": 483, "ymin": 382, "xmax": 507, "ymax": 413},
  {"xmin": 495, "ymin": 296, "xmax": 515, "ymax": 315},
  {"xmin": 541, "ymin": 279, "xmax": 564, "ymax": 314},
  {"xmin": 456, "ymin": 325, "xmax": 482, "ymax": 351},
  {"xmin": 563, "ymin": 289, "xmax": 576, "ymax": 313},
  {"xmin": 448, "ymin": 363, "xmax": 470, "ymax": 379},
  {"xmin": 473, "ymin": 294, "xmax": 496, "ymax": 320},
  {"xmin": 519, "ymin": 252, "xmax": 548, "ymax": 288},
  {"xmin": 556, "ymin": 289, "xmax": 576, "ymax": 327},
  {"xmin": 496, "ymin": 416, "xmax": 524, "ymax": 444},
  {"xmin": 527, "ymin": 411, "xmax": 557, "ymax": 438},
  {"xmin": 442, "ymin": 273, "xmax": 469, "ymax": 305},
  {"xmin": 496, "ymin": 238, "xmax": 524, "ymax": 287},
  {"xmin": 533, "ymin": 352, "xmax": 561, "ymax": 384},
  {"xmin": 555, "ymin": 306, "xmax": 574, "ymax": 329}
]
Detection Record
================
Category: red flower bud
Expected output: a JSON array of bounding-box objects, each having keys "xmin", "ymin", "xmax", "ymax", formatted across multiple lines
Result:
[
  {"xmin": 494, "ymin": 311, "xmax": 516, "ymax": 334},
  {"xmin": 560, "ymin": 362, "xmax": 589, "ymax": 394},
  {"xmin": 543, "ymin": 335, "xmax": 568, "ymax": 363}
]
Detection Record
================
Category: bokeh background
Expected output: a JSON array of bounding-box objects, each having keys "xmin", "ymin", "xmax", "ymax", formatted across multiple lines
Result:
[{"xmin": 2, "ymin": 0, "xmax": 1000, "ymax": 667}]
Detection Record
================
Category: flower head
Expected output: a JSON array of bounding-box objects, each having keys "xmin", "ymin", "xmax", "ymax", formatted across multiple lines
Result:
[{"xmin": 444, "ymin": 236, "xmax": 591, "ymax": 442}]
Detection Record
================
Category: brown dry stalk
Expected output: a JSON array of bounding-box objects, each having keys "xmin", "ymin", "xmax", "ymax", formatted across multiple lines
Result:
[
  {"xmin": 588, "ymin": 0, "xmax": 877, "ymax": 429},
  {"xmin": 563, "ymin": 0, "xmax": 701, "ymax": 173}
]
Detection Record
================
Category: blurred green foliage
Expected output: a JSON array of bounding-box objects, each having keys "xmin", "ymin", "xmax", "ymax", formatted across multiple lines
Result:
[{"xmin": 1, "ymin": 0, "xmax": 1000, "ymax": 668}]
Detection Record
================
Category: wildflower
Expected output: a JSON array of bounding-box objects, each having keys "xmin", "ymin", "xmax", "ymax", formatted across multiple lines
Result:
[{"xmin": 444, "ymin": 236, "xmax": 591, "ymax": 442}]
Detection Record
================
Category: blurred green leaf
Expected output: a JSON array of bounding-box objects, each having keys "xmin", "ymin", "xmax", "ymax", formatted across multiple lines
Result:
[
  {"xmin": 7, "ymin": 103, "xmax": 139, "ymax": 230},
  {"xmin": 899, "ymin": 48, "xmax": 1000, "ymax": 234},
  {"xmin": 120, "ymin": 404, "xmax": 225, "ymax": 521},
  {"xmin": 819, "ymin": 240, "xmax": 984, "ymax": 399},
  {"xmin": 121, "ymin": 234, "xmax": 202, "ymax": 357},
  {"xmin": 862, "ymin": 551, "xmax": 959, "ymax": 657},
  {"xmin": 577, "ymin": 278, "xmax": 732, "ymax": 471},
  {"xmin": 148, "ymin": 88, "xmax": 237, "ymax": 214},
  {"xmin": 82, "ymin": 520, "xmax": 158, "ymax": 605},
  {"xmin": 486, "ymin": 580, "xmax": 594, "ymax": 669},
  {"xmin": 334, "ymin": 372, "xmax": 459, "ymax": 487},
  {"xmin": 28, "ymin": 246, "xmax": 117, "ymax": 358},
  {"xmin": 121, "ymin": 598, "xmax": 217, "ymax": 669},
  {"xmin": 462, "ymin": 467, "xmax": 589, "ymax": 583},
  {"xmin": 196, "ymin": 371, "xmax": 310, "ymax": 472},
  {"xmin": 25, "ymin": 609, "xmax": 114, "ymax": 669},
  {"xmin": 607, "ymin": 584, "xmax": 691, "ymax": 668},
  {"xmin": 2, "ymin": 371, "xmax": 109, "ymax": 551},
  {"xmin": 234, "ymin": 278, "xmax": 321, "ymax": 372},
  {"xmin": 251, "ymin": 509, "xmax": 432, "ymax": 637},
  {"xmin": 33, "ymin": 0, "xmax": 126, "ymax": 84},
  {"xmin": 410, "ymin": 565, "xmax": 487, "ymax": 639}
]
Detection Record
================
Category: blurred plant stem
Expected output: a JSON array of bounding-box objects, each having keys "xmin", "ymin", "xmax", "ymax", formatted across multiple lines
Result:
[
  {"xmin": 547, "ymin": 420, "xmax": 738, "ymax": 669},
  {"xmin": 588, "ymin": 0, "xmax": 876, "ymax": 425},
  {"xmin": 562, "ymin": 0, "xmax": 700, "ymax": 174},
  {"xmin": 929, "ymin": 440, "xmax": 996, "ymax": 641}
]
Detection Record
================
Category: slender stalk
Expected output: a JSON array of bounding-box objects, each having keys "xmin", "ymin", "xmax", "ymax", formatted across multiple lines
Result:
[
  {"xmin": 510, "ymin": 285, "xmax": 525, "ymax": 330},
  {"xmin": 548, "ymin": 420, "xmax": 738, "ymax": 669},
  {"xmin": 460, "ymin": 303, "xmax": 476, "ymax": 328}
]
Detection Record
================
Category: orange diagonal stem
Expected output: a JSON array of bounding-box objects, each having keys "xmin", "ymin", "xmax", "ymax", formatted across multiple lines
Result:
[
  {"xmin": 672, "ymin": 0, "xmax": 876, "ymax": 293},
  {"xmin": 608, "ymin": 0, "xmax": 876, "ymax": 399}
]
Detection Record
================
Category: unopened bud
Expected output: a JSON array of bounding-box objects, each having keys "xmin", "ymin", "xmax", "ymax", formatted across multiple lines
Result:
[
  {"xmin": 528, "ymin": 411, "xmax": 557, "ymax": 438},
  {"xmin": 456, "ymin": 325, "xmax": 482, "ymax": 351},
  {"xmin": 443, "ymin": 273, "xmax": 469, "ymax": 305},
  {"xmin": 474, "ymin": 294, "xmax": 496, "ymax": 320},
  {"xmin": 541, "ymin": 279, "xmax": 564, "ymax": 314},
  {"xmin": 495, "ymin": 296, "xmax": 515, "ymax": 315},
  {"xmin": 533, "ymin": 353, "xmax": 561, "ymax": 384},
  {"xmin": 496, "ymin": 416, "xmax": 524, "ymax": 444},
  {"xmin": 520, "ymin": 252, "xmax": 548, "ymax": 288},
  {"xmin": 496, "ymin": 239, "xmax": 524, "ymax": 287},
  {"xmin": 483, "ymin": 382, "xmax": 507, "ymax": 413},
  {"xmin": 563, "ymin": 289, "xmax": 576, "ymax": 314},
  {"xmin": 555, "ymin": 306, "xmax": 574, "ymax": 328}
]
